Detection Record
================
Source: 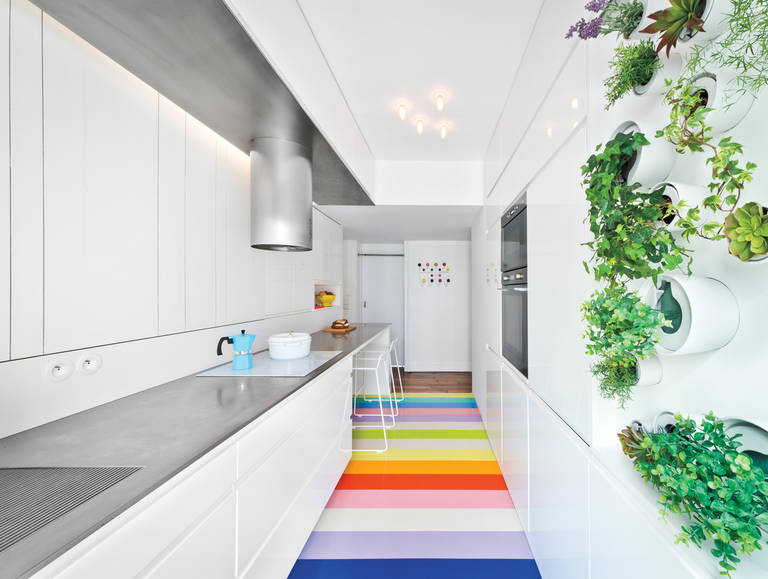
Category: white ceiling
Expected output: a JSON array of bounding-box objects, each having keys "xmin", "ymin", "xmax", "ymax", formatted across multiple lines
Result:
[
  {"xmin": 296, "ymin": 0, "xmax": 542, "ymax": 162},
  {"xmin": 321, "ymin": 205, "xmax": 479, "ymax": 242}
]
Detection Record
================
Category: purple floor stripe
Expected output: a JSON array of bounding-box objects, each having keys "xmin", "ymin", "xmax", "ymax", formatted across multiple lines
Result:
[
  {"xmin": 298, "ymin": 531, "xmax": 533, "ymax": 560},
  {"xmin": 354, "ymin": 414, "xmax": 482, "ymax": 423}
]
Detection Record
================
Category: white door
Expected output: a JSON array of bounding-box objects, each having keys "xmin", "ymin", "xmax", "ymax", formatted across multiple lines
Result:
[{"xmin": 361, "ymin": 255, "xmax": 404, "ymax": 365}]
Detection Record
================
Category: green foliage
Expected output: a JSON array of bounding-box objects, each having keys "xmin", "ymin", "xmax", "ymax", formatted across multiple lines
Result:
[
  {"xmin": 656, "ymin": 82, "xmax": 759, "ymax": 260},
  {"xmin": 583, "ymin": 286, "xmax": 668, "ymax": 407},
  {"xmin": 601, "ymin": 0, "xmax": 646, "ymax": 38},
  {"xmin": 684, "ymin": 0, "xmax": 768, "ymax": 101},
  {"xmin": 724, "ymin": 202, "xmax": 768, "ymax": 261},
  {"xmin": 582, "ymin": 131, "xmax": 691, "ymax": 285},
  {"xmin": 619, "ymin": 413, "xmax": 768, "ymax": 576},
  {"xmin": 640, "ymin": 0, "xmax": 706, "ymax": 55},
  {"xmin": 590, "ymin": 358, "xmax": 638, "ymax": 408},
  {"xmin": 604, "ymin": 40, "xmax": 661, "ymax": 109}
]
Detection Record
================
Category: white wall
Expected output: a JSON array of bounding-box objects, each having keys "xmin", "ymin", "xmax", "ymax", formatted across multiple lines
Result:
[
  {"xmin": 374, "ymin": 161, "xmax": 483, "ymax": 206},
  {"xmin": 404, "ymin": 240, "xmax": 470, "ymax": 371},
  {"xmin": 0, "ymin": 0, "xmax": 343, "ymax": 438}
]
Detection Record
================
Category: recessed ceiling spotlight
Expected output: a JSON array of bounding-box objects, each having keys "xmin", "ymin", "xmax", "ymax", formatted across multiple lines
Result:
[
  {"xmin": 546, "ymin": 126, "xmax": 553, "ymax": 138},
  {"xmin": 571, "ymin": 97, "xmax": 579, "ymax": 110},
  {"xmin": 398, "ymin": 104, "xmax": 407, "ymax": 120},
  {"xmin": 440, "ymin": 125, "xmax": 447, "ymax": 139},
  {"xmin": 416, "ymin": 119, "xmax": 424, "ymax": 135},
  {"xmin": 572, "ymin": 120, "xmax": 580, "ymax": 128},
  {"xmin": 436, "ymin": 94, "xmax": 445, "ymax": 112}
]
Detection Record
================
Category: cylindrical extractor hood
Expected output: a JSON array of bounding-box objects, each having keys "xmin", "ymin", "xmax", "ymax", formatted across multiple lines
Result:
[{"xmin": 250, "ymin": 138, "xmax": 313, "ymax": 251}]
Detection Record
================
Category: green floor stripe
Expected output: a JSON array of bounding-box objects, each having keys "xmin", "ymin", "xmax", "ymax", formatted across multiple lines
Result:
[{"xmin": 352, "ymin": 429, "xmax": 488, "ymax": 440}]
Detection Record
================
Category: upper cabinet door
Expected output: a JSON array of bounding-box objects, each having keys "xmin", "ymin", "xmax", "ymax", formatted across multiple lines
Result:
[
  {"xmin": 327, "ymin": 217, "xmax": 343, "ymax": 283},
  {"xmin": 42, "ymin": 16, "xmax": 158, "ymax": 353},
  {"xmin": 0, "ymin": 0, "xmax": 11, "ymax": 361},
  {"xmin": 311, "ymin": 209, "xmax": 327, "ymax": 282}
]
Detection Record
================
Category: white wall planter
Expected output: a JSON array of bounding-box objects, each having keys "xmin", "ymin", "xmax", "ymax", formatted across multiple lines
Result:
[
  {"xmin": 651, "ymin": 181, "xmax": 711, "ymax": 230},
  {"xmin": 635, "ymin": 354, "xmax": 662, "ymax": 386},
  {"xmin": 633, "ymin": 52, "xmax": 682, "ymax": 96},
  {"xmin": 643, "ymin": 273, "xmax": 739, "ymax": 355},
  {"xmin": 690, "ymin": 73, "xmax": 755, "ymax": 134},
  {"xmin": 723, "ymin": 419, "xmax": 768, "ymax": 455},
  {"xmin": 679, "ymin": 0, "xmax": 730, "ymax": 47},
  {"xmin": 612, "ymin": 121, "xmax": 677, "ymax": 191},
  {"xmin": 653, "ymin": 410, "xmax": 706, "ymax": 432}
]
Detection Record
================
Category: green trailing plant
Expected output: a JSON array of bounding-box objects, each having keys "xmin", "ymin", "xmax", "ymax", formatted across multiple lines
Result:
[
  {"xmin": 657, "ymin": 82, "xmax": 760, "ymax": 260},
  {"xmin": 582, "ymin": 131, "xmax": 692, "ymax": 284},
  {"xmin": 640, "ymin": 0, "xmax": 706, "ymax": 56},
  {"xmin": 580, "ymin": 131, "xmax": 690, "ymax": 407},
  {"xmin": 582, "ymin": 286, "xmax": 668, "ymax": 407},
  {"xmin": 684, "ymin": 0, "xmax": 768, "ymax": 101},
  {"xmin": 724, "ymin": 202, "xmax": 768, "ymax": 261},
  {"xmin": 619, "ymin": 413, "xmax": 768, "ymax": 576},
  {"xmin": 604, "ymin": 40, "xmax": 662, "ymax": 109}
]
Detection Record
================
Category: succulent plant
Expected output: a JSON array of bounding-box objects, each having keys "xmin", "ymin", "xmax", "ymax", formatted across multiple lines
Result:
[
  {"xmin": 640, "ymin": 0, "xmax": 706, "ymax": 56},
  {"xmin": 724, "ymin": 202, "xmax": 768, "ymax": 261}
]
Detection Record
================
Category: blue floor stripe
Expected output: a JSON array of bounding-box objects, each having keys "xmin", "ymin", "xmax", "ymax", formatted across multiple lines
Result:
[{"xmin": 288, "ymin": 558, "xmax": 542, "ymax": 579}]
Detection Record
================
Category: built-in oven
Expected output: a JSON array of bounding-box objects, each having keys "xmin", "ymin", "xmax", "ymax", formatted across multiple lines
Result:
[{"xmin": 501, "ymin": 194, "xmax": 528, "ymax": 377}]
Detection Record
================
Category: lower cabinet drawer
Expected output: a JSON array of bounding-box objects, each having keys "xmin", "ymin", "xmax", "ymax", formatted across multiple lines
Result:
[
  {"xmin": 237, "ymin": 370, "xmax": 352, "ymax": 575},
  {"xmin": 145, "ymin": 494, "xmax": 236, "ymax": 579},
  {"xmin": 50, "ymin": 446, "xmax": 236, "ymax": 579}
]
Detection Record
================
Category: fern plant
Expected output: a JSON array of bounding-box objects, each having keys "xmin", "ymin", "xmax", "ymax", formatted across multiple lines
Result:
[{"xmin": 604, "ymin": 40, "xmax": 662, "ymax": 108}]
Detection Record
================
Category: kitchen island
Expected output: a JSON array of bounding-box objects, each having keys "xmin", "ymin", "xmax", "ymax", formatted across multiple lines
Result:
[{"xmin": 0, "ymin": 323, "xmax": 391, "ymax": 579}]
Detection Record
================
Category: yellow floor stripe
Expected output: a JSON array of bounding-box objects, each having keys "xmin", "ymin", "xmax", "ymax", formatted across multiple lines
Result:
[
  {"xmin": 344, "ymin": 460, "xmax": 502, "ymax": 475},
  {"xmin": 350, "ymin": 448, "xmax": 495, "ymax": 461}
]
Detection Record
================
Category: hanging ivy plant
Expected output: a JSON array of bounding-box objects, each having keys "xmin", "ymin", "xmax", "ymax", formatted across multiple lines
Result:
[
  {"xmin": 619, "ymin": 413, "xmax": 768, "ymax": 576},
  {"xmin": 657, "ymin": 83, "xmax": 761, "ymax": 261}
]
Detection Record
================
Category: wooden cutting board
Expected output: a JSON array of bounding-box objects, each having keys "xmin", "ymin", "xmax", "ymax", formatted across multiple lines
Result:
[{"xmin": 323, "ymin": 325, "xmax": 357, "ymax": 334}]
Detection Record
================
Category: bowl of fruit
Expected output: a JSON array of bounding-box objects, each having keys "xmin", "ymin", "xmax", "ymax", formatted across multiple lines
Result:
[{"xmin": 315, "ymin": 291, "xmax": 336, "ymax": 307}]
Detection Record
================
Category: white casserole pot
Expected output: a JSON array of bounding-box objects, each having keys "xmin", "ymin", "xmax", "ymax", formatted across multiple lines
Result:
[{"xmin": 268, "ymin": 332, "xmax": 311, "ymax": 360}]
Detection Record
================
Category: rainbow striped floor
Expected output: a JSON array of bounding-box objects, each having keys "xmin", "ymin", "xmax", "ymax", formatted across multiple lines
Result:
[{"xmin": 288, "ymin": 392, "xmax": 540, "ymax": 579}]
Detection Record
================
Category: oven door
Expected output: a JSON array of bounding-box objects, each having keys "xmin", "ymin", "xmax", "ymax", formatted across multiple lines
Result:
[
  {"xmin": 501, "ymin": 273, "xmax": 528, "ymax": 377},
  {"xmin": 501, "ymin": 207, "xmax": 527, "ymax": 272}
]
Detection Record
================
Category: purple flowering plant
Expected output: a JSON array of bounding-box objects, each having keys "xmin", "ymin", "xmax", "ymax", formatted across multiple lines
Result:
[{"xmin": 566, "ymin": 0, "xmax": 645, "ymax": 40}]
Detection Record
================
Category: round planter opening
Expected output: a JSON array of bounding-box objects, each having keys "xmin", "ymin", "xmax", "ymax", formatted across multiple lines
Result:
[
  {"xmin": 679, "ymin": 0, "xmax": 708, "ymax": 41},
  {"xmin": 644, "ymin": 274, "xmax": 739, "ymax": 355},
  {"xmin": 724, "ymin": 419, "xmax": 768, "ymax": 471},
  {"xmin": 633, "ymin": 52, "xmax": 681, "ymax": 96},
  {"xmin": 611, "ymin": 121, "xmax": 676, "ymax": 190},
  {"xmin": 688, "ymin": 72, "xmax": 754, "ymax": 134}
]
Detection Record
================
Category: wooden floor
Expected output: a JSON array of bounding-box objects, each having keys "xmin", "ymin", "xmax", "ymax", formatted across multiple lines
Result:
[{"xmin": 399, "ymin": 371, "xmax": 472, "ymax": 393}]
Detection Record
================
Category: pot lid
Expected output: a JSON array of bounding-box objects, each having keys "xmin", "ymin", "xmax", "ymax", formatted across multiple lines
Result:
[{"xmin": 268, "ymin": 331, "xmax": 311, "ymax": 343}]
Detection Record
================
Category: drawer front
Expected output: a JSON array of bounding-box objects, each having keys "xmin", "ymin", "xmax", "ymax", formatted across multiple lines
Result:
[
  {"xmin": 237, "ymin": 358, "xmax": 352, "ymax": 477},
  {"xmin": 237, "ymin": 369, "xmax": 352, "ymax": 575},
  {"xmin": 54, "ymin": 446, "xmax": 236, "ymax": 579},
  {"xmin": 144, "ymin": 494, "xmax": 236, "ymax": 579}
]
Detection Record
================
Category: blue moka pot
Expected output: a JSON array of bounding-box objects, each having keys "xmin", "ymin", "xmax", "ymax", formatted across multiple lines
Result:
[{"xmin": 217, "ymin": 330, "xmax": 256, "ymax": 370}]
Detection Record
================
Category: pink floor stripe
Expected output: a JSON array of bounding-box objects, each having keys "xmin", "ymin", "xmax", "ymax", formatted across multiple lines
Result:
[
  {"xmin": 355, "ymin": 407, "xmax": 480, "ymax": 415},
  {"xmin": 326, "ymin": 489, "xmax": 516, "ymax": 509}
]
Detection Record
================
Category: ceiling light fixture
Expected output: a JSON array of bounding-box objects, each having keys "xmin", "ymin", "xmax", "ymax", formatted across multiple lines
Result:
[
  {"xmin": 416, "ymin": 120, "xmax": 424, "ymax": 135},
  {"xmin": 440, "ymin": 125, "xmax": 447, "ymax": 139},
  {"xmin": 571, "ymin": 97, "xmax": 579, "ymax": 110},
  {"xmin": 398, "ymin": 104, "xmax": 407, "ymax": 120},
  {"xmin": 436, "ymin": 94, "xmax": 445, "ymax": 112},
  {"xmin": 546, "ymin": 126, "xmax": 553, "ymax": 138}
]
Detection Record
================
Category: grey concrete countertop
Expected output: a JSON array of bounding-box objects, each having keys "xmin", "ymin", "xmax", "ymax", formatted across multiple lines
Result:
[{"xmin": 0, "ymin": 323, "xmax": 390, "ymax": 579}]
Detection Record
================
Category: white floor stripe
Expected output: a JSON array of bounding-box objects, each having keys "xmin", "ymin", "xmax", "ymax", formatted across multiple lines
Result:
[
  {"xmin": 313, "ymin": 508, "xmax": 523, "ymax": 532},
  {"xmin": 353, "ymin": 438, "xmax": 491, "ymax": 450}
]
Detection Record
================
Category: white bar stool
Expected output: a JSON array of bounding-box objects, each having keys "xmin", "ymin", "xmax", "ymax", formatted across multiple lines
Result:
[
  {"xmin": 351, "ymin": 351, "xmax": 393, "ymax": 453},
  {"xmin": 357, "ymin": 337, "xmax": 404, "ymax": 404}
]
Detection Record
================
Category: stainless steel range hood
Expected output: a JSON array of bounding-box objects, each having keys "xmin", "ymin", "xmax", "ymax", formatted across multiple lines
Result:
[
  {"xmin": 250, "ymin": 138, "xmax": 312, "ymax": 251},
  {"xmin": 28, "ymin": 0, "xmax": 373, "ymax": 251}
]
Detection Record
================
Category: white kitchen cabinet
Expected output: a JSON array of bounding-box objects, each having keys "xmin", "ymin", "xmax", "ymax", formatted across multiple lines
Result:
[
  {"xmin": 589, "ymin": 463, "xmax": 706, "ymax": 579},
  {"xmin": 42, "ymin": 15, "xmax": 159, "ymax": 353},
  {"xmin": 485, "ymin": 347, "xmax": 503, "ymax": 464},
  {"xmin": 501, "ymin": 362, "xmax": 529, "ymax": 531},
  {"xmin": 327, "ymin": 214, "xmax": 343, "ymax": 283},
  {"xmin": 185, "ymin": 115, "xmax": 218, "ymax": 331},
  {"xmin": 157, "ymin": 95, "xmax": 187, "ymax": 336},
  {"xmin": 311, "ymin": 208, "xmax": 343, "ymax": 284},
  {"xmin": 44, "ymin": 447, "xmax": 236, "ymax": 579},
  {"xmin": 528, "ymin": 396, "xmax": 589, "ymax": 579},
  {"xmin": 485, "ymin": 218, "xmax": 501, "ymax": 356},
  {"xmin": 527, "ymin": 124, "xmax": 592, "ymax": 442},
  {"xmin": 145, "ymin": 494, "xmax": 235, "ymax": 579},
  {"xmin": 9, "ymin": 0, "xmax": 43, "ymax": 359},
  {"xmin": 0, "ymin": 0, "xmax": 10, "ymax": 361},
  {"xmin": 471, "ymin": 208, "xmax": 487, "ymax": 420}
]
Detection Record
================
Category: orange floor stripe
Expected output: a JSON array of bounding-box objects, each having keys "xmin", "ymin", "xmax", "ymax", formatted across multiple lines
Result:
[{"xmin": 335, "ymin": 473, "xmax": 508, "ymax": 491}]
